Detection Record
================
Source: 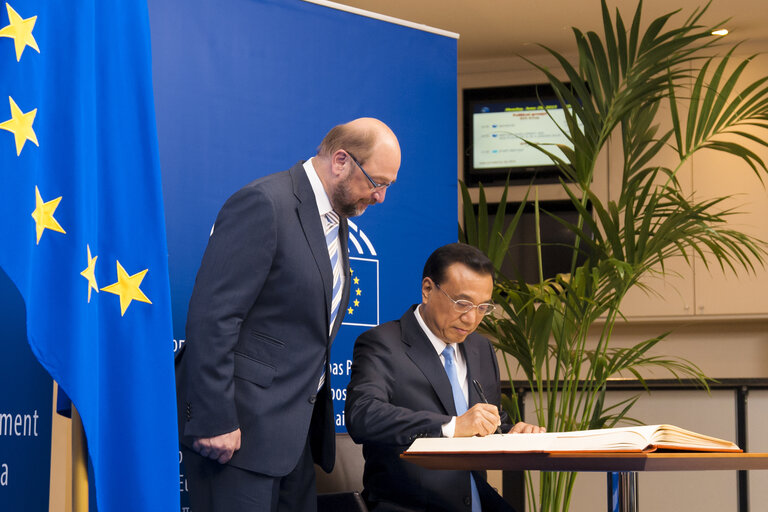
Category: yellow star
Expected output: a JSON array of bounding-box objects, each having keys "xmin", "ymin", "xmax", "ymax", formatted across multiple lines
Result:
[
  {"xmin": 0, "ymin": 96, "xmax": 38, "ymax": 155},
  {"xmin": 349, "ymin": 268, "xmax": 354, "ymax": 275},
  {"xmin": 0, "ymin": 3, "xmax": 40, "ymax": 62},
  {"xmin": 355, "ymin": 288, "xmax": 362, "ymax": 296},
  {"xmin": 347, "ymin": 307, "xmax": 354, "ymax": 314},
  {"xmin": 353, "ymin": 299, "xmax": 360, "ymax": 307},
  {"xmin": 80, "ymin": 244, "xmax": 99, "ymax": 303},
  {"xmin": 353, "ymin": 277, "xmax": 360, "ymax": 284},
  {"xmin": 101, "ymin": 260, "xmax": 152, "ymax": 316},
  {"xmin": 31, "ymin": 186, "xmax": 65, "ymax": 244}
]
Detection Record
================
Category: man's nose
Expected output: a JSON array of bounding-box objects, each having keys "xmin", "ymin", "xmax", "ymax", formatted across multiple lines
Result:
[
  {"xmin": 459, "ymin": 307, "xmax": 481, "ymax": 324},
  {"xmin": 371, "ymin": 187, "xmax": 387, "ymax": 204}
]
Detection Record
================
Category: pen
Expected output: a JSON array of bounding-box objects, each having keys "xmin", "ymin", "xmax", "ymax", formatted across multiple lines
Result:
[{"xmin": 472, "ymin": 378, "xmax": 502, "ymax": 434}]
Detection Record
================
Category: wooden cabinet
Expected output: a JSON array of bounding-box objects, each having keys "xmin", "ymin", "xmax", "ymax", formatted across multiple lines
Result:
[
  {"xmin": 616, "ymin": 125, "xmax": 698, "ymax": 318},
  {"xmin": 690, "ymin": 149, "xmax": 768, "ymax": 316},
  {"xmin": 619, "ymin": 56, "xmax": 768, "ymax": 319},
  {"xmin": 619, "ymin": 152, "xmax": 768, "ymax": 319}
]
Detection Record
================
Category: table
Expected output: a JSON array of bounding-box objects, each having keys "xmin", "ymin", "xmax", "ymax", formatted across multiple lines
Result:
[{"xmin": 400, "ymin": 451, "xmax": 768, "ymax": 512}]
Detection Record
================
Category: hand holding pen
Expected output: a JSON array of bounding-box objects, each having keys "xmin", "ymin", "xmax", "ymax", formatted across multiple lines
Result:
[
  {"xmin": 472, "ymin": 379, "xmax": 546, "ymax": 434},
  {"xmin": 472, "ymin": 378, "xmax": 502, "ymax": 434}
]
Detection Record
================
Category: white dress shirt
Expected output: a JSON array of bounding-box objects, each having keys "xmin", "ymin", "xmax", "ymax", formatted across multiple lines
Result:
[
  {"xmin": 414, "ymin": 305, "xmax": 468, "ymax": 438},
  {"xmin": 303, "ymin": 158, "xmax": 345, "ymax": 293}
]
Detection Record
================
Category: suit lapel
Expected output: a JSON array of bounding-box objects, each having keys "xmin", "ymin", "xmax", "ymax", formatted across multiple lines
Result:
[
  {"xmin": 400, "ymin": 307, "xmax": 458, "ymax": 416},
  {"xmin": 329, "ymin": 219, "xmax": 351, "ymax": 340},
  {"xmin": 291, "ymin": 163, "xmax": 335, "ymax": 334},
  {"xmin": 460, "ymin": 337, "xmax": 483, "ymax": 408}
]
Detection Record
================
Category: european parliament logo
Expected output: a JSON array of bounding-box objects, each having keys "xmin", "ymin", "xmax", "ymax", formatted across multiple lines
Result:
[{"xmin": 343, "ymin": 219, "xmax": 379, "ymax": 327}]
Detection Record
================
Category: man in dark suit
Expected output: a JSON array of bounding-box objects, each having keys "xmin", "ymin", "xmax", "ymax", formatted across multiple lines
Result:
[
  {"xmin": 176, "ymin": 118, "xmax": 401, "ymax": 511},
  {"xmin": 346, "ymin": 243, "xmax": 544, "ymax": 512}
]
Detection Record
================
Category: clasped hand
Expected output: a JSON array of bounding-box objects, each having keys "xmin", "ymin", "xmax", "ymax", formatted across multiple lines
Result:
[{"xmin": 192, "ymin": 428, "xmax": 242, "ymax": 464}]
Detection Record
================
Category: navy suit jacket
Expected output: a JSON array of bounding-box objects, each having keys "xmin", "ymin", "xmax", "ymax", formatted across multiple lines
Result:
[
  {"xmin": 176, "ymin": 162, "xmax": 350, "ymax": 476},
  {"xmin": 346, "ymin": 306, "xmax": 515, "ymax": 512}
]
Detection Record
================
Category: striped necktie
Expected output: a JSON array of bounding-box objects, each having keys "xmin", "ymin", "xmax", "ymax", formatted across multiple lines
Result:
[
  {"xmin": 317, "ymin": 211, "xmax": 341, "ymax": 392},
  {"xmin": 443, "ymin": 345, "xmax": 482, "ymax": 512},
  {"xmin": 325, "ymin": 211, "xmax": 342, "ymax": 335}
]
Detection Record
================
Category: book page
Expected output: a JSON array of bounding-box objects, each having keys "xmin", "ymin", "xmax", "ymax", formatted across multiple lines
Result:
[
  {"xmin": 406, "ymin": 424, "xmax": 740, "ymax": 454},
  {"xmin": 652, "ymin": 424, "xmax": 740, "ymax": 450},
  {"xmin": 407, "ymin": 426, "xmax": 655, "ymax": 453}
]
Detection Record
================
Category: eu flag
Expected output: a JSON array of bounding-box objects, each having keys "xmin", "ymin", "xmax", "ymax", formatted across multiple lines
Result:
[{"xmin": 0, "ymin": 1, "xmax": 179, "ymax": 510}]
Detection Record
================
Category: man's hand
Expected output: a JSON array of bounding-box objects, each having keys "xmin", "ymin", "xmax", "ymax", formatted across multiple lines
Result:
[
  {"xmin": 508, "ymin": 422, "xmax": 546, "ymax": 434},
  {"xmin": 454, "ymin": 403, "xmax": 501, "ymax": 437},
  {"xmin": 192, "ymin": 428, "xmax": 242, "ymax": 464}
]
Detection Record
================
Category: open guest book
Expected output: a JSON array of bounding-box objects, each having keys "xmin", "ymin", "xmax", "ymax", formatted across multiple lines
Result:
[{"xmin": 406, "ymin": 425, "xmax": 742, "ymax": 454}]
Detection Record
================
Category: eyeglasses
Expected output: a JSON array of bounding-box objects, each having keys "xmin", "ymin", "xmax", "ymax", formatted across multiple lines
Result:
[
  {"xmin": 435, "ymin": 283, "xmax": 496, "ymax": 316},
  {"xmin": 344, "ymin": 150, "xmax": 390, "ymax": 190}
]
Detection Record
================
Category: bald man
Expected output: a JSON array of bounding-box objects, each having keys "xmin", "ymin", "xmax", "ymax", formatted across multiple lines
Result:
[{"xmin": 176, "ymin": 118, "xmax": 401, "ymax": 512}]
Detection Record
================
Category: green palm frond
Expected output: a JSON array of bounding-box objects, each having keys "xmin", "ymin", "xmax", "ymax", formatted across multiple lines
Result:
[
  {"xmin": 459, "ymin": 178, "xmax": 529, "ymax": 274},
  {"xmin": 672, "ymin": 50, "xmax": 768, "ymax": 177}
]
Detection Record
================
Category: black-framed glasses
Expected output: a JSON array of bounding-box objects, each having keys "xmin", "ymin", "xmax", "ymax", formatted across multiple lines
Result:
[
  {"xmin": 435, "ymin": 283, "xmax": 496, "ymax": 316},
  {"xmin": 344, "ymin": 149, "xmax": 390, "ymax": 190}
]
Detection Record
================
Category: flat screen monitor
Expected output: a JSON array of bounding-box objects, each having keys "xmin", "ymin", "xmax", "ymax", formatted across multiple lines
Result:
[
  {"xmin": 463, "ymin": 84, "xmax": 576, "ymax": 186},
  {"xmin": 478, "ymin": 200, "xmax": 592, "ymax": 284}
]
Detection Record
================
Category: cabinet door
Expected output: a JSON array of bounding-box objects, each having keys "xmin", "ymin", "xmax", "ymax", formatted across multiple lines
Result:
[
  {"xmin": 619, "ymin": 55, "xmax": 768, "ymax": 319},
  {"xmin": 619, "ymin": 255, "xmax": 695, "ymax": 317},
  {"xmin": 691, "ymin": 147, "xmax": 768, "ymax": 316},
  {"xmin": 688, "ymin": 55, "xmax": 768, "ymax": 317},
  {"xmin": 621, "ymin": 143, "xmax": 768, "ymax": 318},
  {"xmin": 610, "ymin": 102, "xmax": 697, "ymax": 318}
]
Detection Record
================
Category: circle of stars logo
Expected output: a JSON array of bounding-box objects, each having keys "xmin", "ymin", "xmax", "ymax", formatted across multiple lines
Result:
[{"xmin": 347, "ymin": 267, "xmax": 362, "ymax": 315}]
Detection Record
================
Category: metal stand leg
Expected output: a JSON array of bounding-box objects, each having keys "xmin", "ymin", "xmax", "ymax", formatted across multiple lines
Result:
[{"xmin": 607, "ymin": 472, "xmax": 638, "ymax": 512}]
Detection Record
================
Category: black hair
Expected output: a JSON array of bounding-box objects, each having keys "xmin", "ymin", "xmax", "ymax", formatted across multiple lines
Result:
[{"xmin": 422, "ymin": 243, "xmax": 494, "ymax": 285}]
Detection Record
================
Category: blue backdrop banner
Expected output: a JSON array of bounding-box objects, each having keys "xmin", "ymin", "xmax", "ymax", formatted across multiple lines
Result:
[
  {"xmin": 148, "ymin": 0, "xmax": 457, "ymax": 506},
  {"xmin": 0, "ymin": 1, "xmax": 179, "ymax": 510}
]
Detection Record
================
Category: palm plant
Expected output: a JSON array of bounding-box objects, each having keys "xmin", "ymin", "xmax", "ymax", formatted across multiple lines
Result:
[{"xmin": 460, "ymin": 1, "xmax": 768, "ymax": 510}]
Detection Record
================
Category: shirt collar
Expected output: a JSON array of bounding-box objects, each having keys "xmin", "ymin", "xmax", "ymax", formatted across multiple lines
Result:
[
  {"xmin": 303, "ymin": 158, "xmax": 333, "ymax": 217},
  {"xmin": 414, "ymin": 304, "xmax": 451, "ymax": 357}
]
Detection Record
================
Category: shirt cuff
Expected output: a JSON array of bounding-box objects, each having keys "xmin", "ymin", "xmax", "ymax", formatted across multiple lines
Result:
[{"xmin": 441, "ymin": 417, "xmax": 457, "ymax": 438}]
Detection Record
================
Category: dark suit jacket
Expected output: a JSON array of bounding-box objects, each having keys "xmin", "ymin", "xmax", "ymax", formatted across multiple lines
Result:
[
  {"xmin": 176, "ymin": 161, "xmax": 350, "ymax": 476},
  {"xmin": 346, "ymin": 306, "xmax": 515, "ymax": 512}
]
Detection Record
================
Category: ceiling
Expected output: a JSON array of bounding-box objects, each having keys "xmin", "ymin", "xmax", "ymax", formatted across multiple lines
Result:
[{"xmin": 332, "ymin": 0, "xmax": 768, "ymax": 62}]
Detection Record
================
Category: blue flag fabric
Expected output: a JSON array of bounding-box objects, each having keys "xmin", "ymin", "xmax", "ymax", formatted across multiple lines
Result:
[{"xmin": 0, "ymin": 1, "xmax": 179, "ymax": 510}]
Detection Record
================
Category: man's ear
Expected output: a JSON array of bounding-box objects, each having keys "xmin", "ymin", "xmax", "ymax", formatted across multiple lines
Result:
[
  {"xmin": 330, "ymin": 150, "xmax": 349, "ymax": 178},
  {"xmin": 421, "ymin": 277, "xmax": 433, "ymax": 304}
]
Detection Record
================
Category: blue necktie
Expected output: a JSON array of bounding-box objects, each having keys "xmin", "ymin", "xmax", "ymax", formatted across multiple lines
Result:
[{"xmin": 443, "ymin": 345, "xmax": 482, "ymax": 512}]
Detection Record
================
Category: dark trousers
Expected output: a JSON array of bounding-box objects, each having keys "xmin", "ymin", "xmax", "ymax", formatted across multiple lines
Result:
[{"xmin": 182, "ymin": 435, "xmax": 317, "ymax": 512}]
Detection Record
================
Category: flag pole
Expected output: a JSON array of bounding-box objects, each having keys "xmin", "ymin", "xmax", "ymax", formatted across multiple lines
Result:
[{"xmin": 72, "ymin": 405, "xmax": 89, "ymax": 512}]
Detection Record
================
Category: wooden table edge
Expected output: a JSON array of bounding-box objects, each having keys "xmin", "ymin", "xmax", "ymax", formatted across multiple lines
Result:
[{"xmin": 400, "ymin": 451, "xmax": 768, "ymax": 472}]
